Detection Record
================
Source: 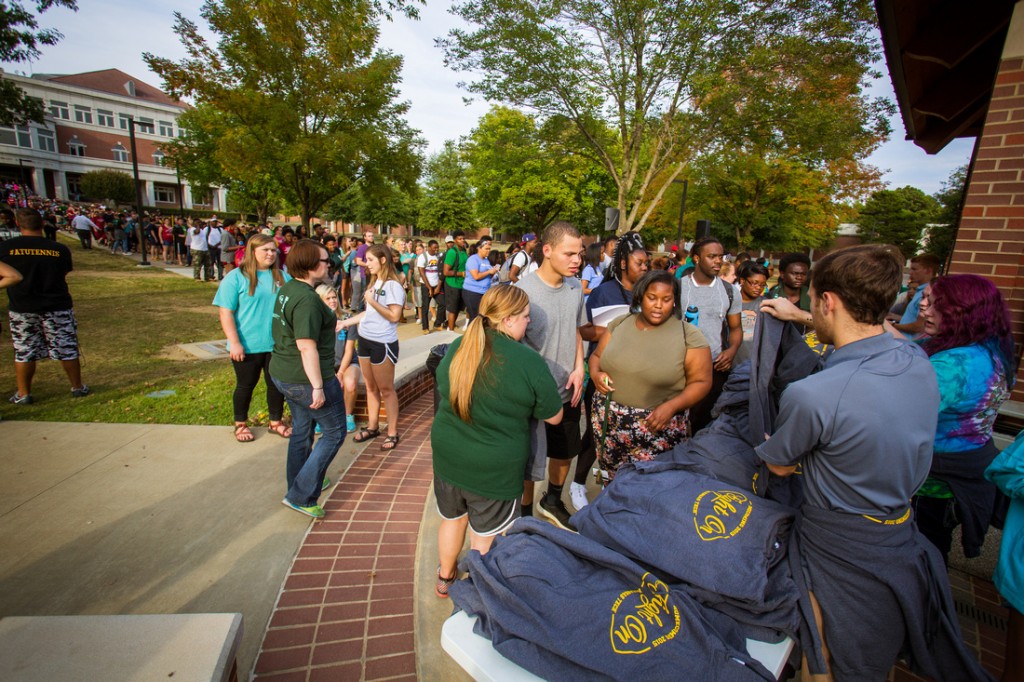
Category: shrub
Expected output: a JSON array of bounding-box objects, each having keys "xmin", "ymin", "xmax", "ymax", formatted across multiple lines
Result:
[{"xmin": 80, "ymin": 170, "xmax": 136, "ymax": 204}]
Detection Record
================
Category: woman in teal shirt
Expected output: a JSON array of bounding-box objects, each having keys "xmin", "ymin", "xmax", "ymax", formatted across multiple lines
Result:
[{"xmin": 213, "ymin": 233, "xmax": 290, "ymax": 443}]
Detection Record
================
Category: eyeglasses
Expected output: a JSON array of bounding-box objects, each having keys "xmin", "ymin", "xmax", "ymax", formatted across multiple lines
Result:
[{"xmin": 319, "ymin": 258, "xmax": 331, "ymax": 264}]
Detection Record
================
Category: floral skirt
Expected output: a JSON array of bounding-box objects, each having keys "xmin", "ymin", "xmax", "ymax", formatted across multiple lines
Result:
[{"xmin": 591, "ymin": 393, "xmax": 689, "ymax": 482}]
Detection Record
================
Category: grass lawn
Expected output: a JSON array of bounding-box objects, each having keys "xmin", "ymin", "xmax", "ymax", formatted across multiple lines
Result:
[{"xmin": 0, "ymin": 233, "xmax": 276, "ymax": 426}]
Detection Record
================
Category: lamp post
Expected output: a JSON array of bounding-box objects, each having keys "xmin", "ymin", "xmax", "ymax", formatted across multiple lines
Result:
[
  {"xmin": 127, "ymin": 116, "xmax": 150, "ymax": 266},
  {"xmin": 673, "ymin": 178, "xmax": 688, "ymax": 251},
  {"xmin": 175, "ymin": 161, "xmax": 185, "ymax": 219}
]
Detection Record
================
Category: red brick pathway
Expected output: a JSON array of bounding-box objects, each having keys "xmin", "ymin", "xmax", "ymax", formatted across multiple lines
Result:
[{"xmin": 253, "ymin": 394, "xmax": 434, "ymax": 682}]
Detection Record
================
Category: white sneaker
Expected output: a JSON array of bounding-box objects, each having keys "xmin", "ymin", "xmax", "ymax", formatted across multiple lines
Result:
[{"xmin": 570, "ymin": 482, "xmax": 589, "ymax": 510}]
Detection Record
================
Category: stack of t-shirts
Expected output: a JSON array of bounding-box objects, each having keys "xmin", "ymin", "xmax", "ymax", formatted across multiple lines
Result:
[
  {"xmin": 572, "ymin": 461, "xmax": 801, "ymax": 642},
  {"xmin": 450, "ymin": 518, "xmax": 777, "ymax": 682}
]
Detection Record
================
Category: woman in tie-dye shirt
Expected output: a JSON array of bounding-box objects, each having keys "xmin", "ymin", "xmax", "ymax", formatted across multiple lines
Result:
[{"xmin": 912, "ymin": 274, "xmax": 1015, "ymax": 564}]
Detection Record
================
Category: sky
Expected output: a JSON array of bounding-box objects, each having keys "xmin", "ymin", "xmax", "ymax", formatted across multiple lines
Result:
[{"xmin": 2, "ymin": 0, "xmax": 973, "ymax": 195}]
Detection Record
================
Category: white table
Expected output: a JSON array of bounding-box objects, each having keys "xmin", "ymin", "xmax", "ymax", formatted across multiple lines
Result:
[
  {"xmin": 0, "ymin": 613, "xmax": 243, "ymax": 682},
  {"xmin": 442, "ymin": 610, "xmax": 794, "ymax": 681}
]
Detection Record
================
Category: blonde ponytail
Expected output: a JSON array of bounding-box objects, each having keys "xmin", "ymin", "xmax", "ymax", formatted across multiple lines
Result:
[{"xmin": 447, "ymin": 286, "xmax": 530, "ymax": 422}]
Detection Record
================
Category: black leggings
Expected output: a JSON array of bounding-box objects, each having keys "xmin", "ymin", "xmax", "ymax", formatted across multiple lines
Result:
[
  {"xmin": 232, "ymin": 351, "xmax": 285, "ymax": 423},
  {"xmin": 574, "ymin": 380, "xmax": 597, "ymax": 485}
]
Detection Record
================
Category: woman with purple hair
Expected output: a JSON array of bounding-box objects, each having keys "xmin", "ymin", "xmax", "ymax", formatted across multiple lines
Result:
[{"xmin": 912, "ymin": 274, "xmax": 1016, "ymax": 565}]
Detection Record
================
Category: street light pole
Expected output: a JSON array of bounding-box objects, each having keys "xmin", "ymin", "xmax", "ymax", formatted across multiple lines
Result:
[
  {"xmin": 674, "ymin": 178, "xmax": 688, "ymax": 250},
  {"xmin": 127, "ymin": 116, "xmax": 150, "ymax": 266}
]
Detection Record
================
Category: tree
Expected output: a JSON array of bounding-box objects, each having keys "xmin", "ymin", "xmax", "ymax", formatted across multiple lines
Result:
[
  {"xmin": 322, "ymin": 180, "xmax": 420, "ymax": 230},
  {"xmin": 80, "ymin": 169, "xmax": 134, "ymax": 204},
  {"xmin": 144, "ymin": 0, "xmax": 423, "ymax": 229},
  {"xmin": 0, "ymin": 0, "xmax": 77, "ymax": 125},
  {"xmin": 656, "ymin": 149, "xmax": 884, "ymax": 251},
  {"xmin": 857, "ymin": 186, "xmax": 939, "ymax": 259},
  {"xmin": 418, "ymin": 141, "xmax": 474, "ymax": 235},
  {"xmin": 463, "ymin": 106, "xmax": 612, "ymax": 235},
  {"xmin": 441, "ymin": 0, "xmax": 889, "ymax": 235},
  {"xmin": 929, "ymin": 164, "xmax": 968, "ymax": 264}
]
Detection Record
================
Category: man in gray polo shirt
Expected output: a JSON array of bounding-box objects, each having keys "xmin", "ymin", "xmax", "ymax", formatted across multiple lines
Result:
[{"xmin": 756, "ymin": 246, "xmax": 985, "ymax": 680}]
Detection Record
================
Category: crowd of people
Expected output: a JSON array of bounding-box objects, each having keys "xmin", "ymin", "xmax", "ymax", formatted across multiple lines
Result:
[
  {"xmin": 428, "ymin": 225, "xmax": 1023, "ymax": 681},
  {"xmin": 2, "ymin": 196, "xmax": 1022, "ymax": 679}
]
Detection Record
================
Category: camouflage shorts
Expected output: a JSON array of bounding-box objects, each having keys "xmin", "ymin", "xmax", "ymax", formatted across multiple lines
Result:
[{"xmin": 8, "ymin": 309, "xmax": 80, "ymax": 362}]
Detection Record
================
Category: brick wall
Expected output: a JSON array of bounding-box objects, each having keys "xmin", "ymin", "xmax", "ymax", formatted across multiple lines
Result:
[
  {"xmin": 350, "ymin": 368, "xmax": 435, "ymax": 425},
  {"xmin": 951, "ymin": 56, "xmax": 1024, "ymax": 400}
]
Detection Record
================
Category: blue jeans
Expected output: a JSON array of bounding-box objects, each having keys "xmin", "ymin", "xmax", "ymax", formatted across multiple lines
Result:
[{"xmin": 272, "ymin": 377, "xmax": 348, "ymax": 507}]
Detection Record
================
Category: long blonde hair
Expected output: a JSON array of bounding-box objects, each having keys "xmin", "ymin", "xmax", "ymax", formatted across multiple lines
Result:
[
  {"xmin": 315, "ymin": 284, "xmax": 341, "ymax": 318},
  {"xmin": 449, "ymin": 286, "xmax": 530, "ymax": 422},
  {"xmin": 241, "ymin": 233, "xmax": 285, "ymax": 296}
]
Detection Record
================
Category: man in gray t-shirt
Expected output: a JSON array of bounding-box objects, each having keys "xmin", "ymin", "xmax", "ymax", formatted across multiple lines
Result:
[
  {"xmin": 677, "ymin": 238, "xmax": 741, "ymax": 433},
  {"xmin": 514, "ymin": 222, "xmax": 586, "ymax": 532}
]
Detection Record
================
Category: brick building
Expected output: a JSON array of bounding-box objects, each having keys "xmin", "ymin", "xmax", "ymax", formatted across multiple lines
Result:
[
  {"xmin": 0, "ymin": 68, "xmax": 226, "ymax": 211},
  {"xmin": 878, "ymin": 0, "xmax": 1024, "ymax": 399}
]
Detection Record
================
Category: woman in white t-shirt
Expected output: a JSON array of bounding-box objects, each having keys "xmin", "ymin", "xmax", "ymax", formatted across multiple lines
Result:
[{"xmin": 339, "ymin": 244, "xmax": 406, "ymax": 451}]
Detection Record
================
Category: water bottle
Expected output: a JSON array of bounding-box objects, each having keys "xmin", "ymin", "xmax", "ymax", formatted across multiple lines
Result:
[
  {"xmin": 685, "ymin": 305, "xmax": 699, "ymax": 326},
  {"xmin": 338, "ymin": 313, "xmax": 350, "ymax": 343}
]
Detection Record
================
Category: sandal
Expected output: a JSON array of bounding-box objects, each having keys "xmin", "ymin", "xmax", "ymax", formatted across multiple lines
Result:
[
  {"xmin": 268, "ymin": 421, "xmax": 292, "ymax": 438},
  {"xmin": 353, "ymin": 427, "xmax": 380, "ymax": 443},
  {"xmin": 380, "ymin": 434, "xmax": 400, "ymax": 451},
  {"xmin": 234, "ymin": 423, "xmax": 254, "ymax": 443},
  {"xmin": 435, "ymin": 566, "xmax": 457, "ymax": 598}
]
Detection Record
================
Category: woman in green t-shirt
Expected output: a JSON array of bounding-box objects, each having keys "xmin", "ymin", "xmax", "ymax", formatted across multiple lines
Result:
[
  {"xmin": 588, "ymin": 270, "xmax": 712, "ymax": 481},
  {"xmin": 431, "ymin": 285, "xmax": 563, "ymax": 598}
]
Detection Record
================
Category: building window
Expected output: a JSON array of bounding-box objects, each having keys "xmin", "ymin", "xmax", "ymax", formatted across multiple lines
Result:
[
  {"xmin": 97, "ymin": 109, "xmax": 115, "ymax": 127},
  {"xmin": 36, "ymin": 128, "xmax": 56, "ymax": 152},
  {"xmin": 73, "ymin": 105, "xmax": 93, "ymax": 124},
  {"xmin": 50, "ymin": 101, "xmax": 69, "ymax": 119},
  {"xmin": 119, "ymin": 114, "xmax": 130, "ymax": 130},
  {"xmin": 136, "ymin": 117, "xmax": 155, "ymax": 134},
  {"xmin": 155, "ymin": 186, "xmax": 176, "ymax": 203},
  {"xmin": 112, "ymin": 143, "xmax": 129, "ymax": 162},
  {"xmin": 158, "ymin": 120, "xmax": 174, "ymax": 137},
  {"xmin": 152, "ymin": 150, "xmax": 165, "ymax": 166},
  {"xmin": 68, "ymin": 138, "xmax": 86, "ymax": 156},
  {"xmin": 0, "ymin": 125, "xmax": 32, "ymax": 148},
  {"xmin": 67, "ymin": 174, "xmax": 82, "ymax": 199}
]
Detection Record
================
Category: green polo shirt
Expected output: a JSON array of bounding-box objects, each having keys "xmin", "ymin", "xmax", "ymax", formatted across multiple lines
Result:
[
  {"xmin": 767, "ymin": 283, "xmax": 811, "ymax": 312},
  {"xmin": 269, "ymin": 279, "xmax": 336, "ymax": 385},
  {"xmin": 432, "ymin": 332, "xmax": 562, "ymax": 499}
]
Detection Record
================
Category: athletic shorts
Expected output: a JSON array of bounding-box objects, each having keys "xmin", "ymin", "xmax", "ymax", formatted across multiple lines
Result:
[
  {"xmin": 545, "ymin": 401, "xmax": 582, "ymax": 461},
  {"xmin": 434, "ymin": 477, "xmax": 519, "ymax": 536},
  {"xmin": 357, "ymin": 337, "xmax": 398, "ymax": 365},
  {"xmin": 444, "ymin": 283, "xmax": 465, "ymax": 316},
  {"xmin": 8, "ymin": 309, "xmax": 81, "ymax": 363}
]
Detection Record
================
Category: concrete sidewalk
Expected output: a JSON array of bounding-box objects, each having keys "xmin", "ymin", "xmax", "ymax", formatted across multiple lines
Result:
[{"xmin": 0, "ymin": 419, "xmax": 367, "ymax": 677}]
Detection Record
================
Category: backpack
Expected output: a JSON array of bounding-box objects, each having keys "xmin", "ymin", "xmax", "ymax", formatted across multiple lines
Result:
[
  {"xmin": 719, "ymin": 277, "xmax": 735, "ymax": 350},
  {"xmin": 497, "ymin": 258, "xmax": 514, "ymax": 283}
]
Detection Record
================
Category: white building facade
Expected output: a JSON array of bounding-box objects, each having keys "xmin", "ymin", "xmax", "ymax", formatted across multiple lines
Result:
[{"xmin": 0, "ymin": 68, "xmax": 226, "ymax": 211}]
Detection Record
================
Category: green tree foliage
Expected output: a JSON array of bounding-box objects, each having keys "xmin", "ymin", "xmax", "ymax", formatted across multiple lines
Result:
[
  {"xmin": 857, "ymin": 186, "xmax": 940, "ymax": 259},
  {"xmin": 463, "ymin": 106, "xmax": 612, "ymax": 235},
  {"xmin": 419, "ymin": 141, "xmax": 474, "ymax": 235},
  {"xmin": 928, "ymin": 164, "xmax": 967, "ymax": 264},
  {"xmin": 80, "ymin": 169, "xmax": 135, "ymax": 204},
  {"xmin": 144, "ymin": 0, "xmax": 423, "ymax": 229},
  {"xmin": 441, "ymin": 0, "xmax": 889, "ymax": 235},
  {"xmin": 323, "ymin": 180, "xmax": 420, "ymax": 229},
  {"xmin": 663, "ymin": 150, "xmax": 883, "ymax": 251},
  {"xmin": 0, "ymin": 0, "xmax": 77, "ymax": 125}
]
